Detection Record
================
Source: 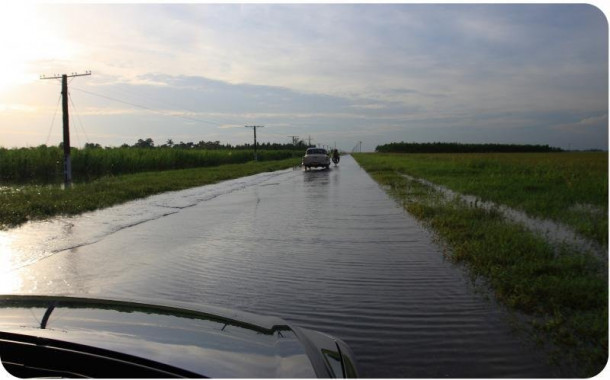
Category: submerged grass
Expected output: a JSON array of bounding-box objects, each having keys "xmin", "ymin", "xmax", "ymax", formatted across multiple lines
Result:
[
  {"xmin": 355, "ymin": 152, "xmax": 608, "ymax": 247},
  {"xmin": 353, "ymin": 153, "xmax": 608, "ymax": 377},
  {"xmin": 0, "ymin": 158, "xmax": 300, "ymax": 230}
]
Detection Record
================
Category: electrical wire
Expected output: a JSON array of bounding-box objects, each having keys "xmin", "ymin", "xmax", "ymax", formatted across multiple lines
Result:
[
  {"xmin": 71, "ymin": 86, "xmax": 234, "ymax": 127},
  {"xmin": 97, "ymin": 81, "xmax": 200, "ymax": 119},
  {"xmin": 68, "ymin": 91, "xmax": 91, "ymax": 145},
  {"xmin": 44, "ymin": 93, "xmax": 62, "ymax": 146},
  {"xmin": 89, "ymin": 81, "xmax": 237, "ymax": 127}
]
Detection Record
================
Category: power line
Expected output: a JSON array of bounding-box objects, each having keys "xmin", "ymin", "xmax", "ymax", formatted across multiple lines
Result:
[
  {"xmin": 44, "ymin": 93, "xmax": 62, "ymax": 146},
  {"xmin": 71, "ymin": 86, "xmax": 232, "ymax": 127},
  {"xmin": 68, "ymin": 91, "xmax": 90, "ymax": 145},
  {"xmin": 40, "ymin": 71, "xmax": 92, "ymax": 188},
  {"xmin": 245, "ymin": 125, "xmax": 264, "ymax": 161},
  {"xmin": 288, "ymin": 135, "xmax": 300, "ymax": 145},
  {"xmin": 97, "ymin": 80, "xmax": 234, "ymax": 127}
]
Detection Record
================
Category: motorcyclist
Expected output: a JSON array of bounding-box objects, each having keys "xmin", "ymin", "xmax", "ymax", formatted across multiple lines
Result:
[{"xmin": 332, "ymin": 149, "xmax": 340, "ymax": 164}]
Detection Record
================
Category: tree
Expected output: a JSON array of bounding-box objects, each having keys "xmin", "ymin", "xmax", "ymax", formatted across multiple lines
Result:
[
  {"xmin": 84, "ymin": 142, "xmax": 102, "ymax": 149},
  {"xmin": 133, "ymin": 138, "xmax": 155, "ymax": 149}
]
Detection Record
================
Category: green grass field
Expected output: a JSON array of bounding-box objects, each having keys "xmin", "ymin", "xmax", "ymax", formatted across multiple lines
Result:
[
  {"xmin": 0, "ymin": 146, "xmax": 300, "ymax": 183},
  {"xmin": 0, "ymin": 157, "xmax": 301, "ymax": 230},
  {"xmin": 354, "ymin": 152, "xmax": 607, "ymax": 247},
  {"xmin": 353, "ymin": 152, "xmax": 608, "ymax": 377}
]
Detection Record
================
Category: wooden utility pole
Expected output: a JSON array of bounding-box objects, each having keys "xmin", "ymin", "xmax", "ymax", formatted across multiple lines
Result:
[
  {"xmin": 245, "ymin": 125, "xmax": 264, "ymax": 161},
  {"xmin": 41, "ymin": 71, "xmax": 91, "ymax": 188},
  {"xmin": 288, "ymin": 136, "xmax": 299, "ymax": 146}
]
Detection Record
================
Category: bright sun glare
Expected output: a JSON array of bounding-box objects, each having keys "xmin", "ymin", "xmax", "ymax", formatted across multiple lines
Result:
[
  {"xmin": 0, "ymin": 233, "xmax": 22, "ymax": 293},
  {"xmin": 0, "ymin": 3, "xmax": 36, "ymax": 92},
  {"xmin": 0, "ymin": 3, "xmax": 74, "ymax": 94}
]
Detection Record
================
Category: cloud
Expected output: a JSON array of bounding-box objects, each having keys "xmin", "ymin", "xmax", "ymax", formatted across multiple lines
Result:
[
  {"xmin": 551, "ymin": 114, "xmax": 609, "ymax": 133},
  {"xmin": 0, "ymin": 3, "xmax": 606, "ymax": 150},
  {"xmin": 218, "ymin": 124, "xmax": 244, "ymax": 129},
  {"xmin": 349, "ymin": 104, "xmax": 387, "ymax": 110},
  {"xmin": 0, "ymin": 104, "xmax": 38, "ymax": 113}
]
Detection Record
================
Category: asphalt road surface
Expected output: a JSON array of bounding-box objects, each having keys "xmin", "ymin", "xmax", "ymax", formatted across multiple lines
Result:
[{"xmin": 2, "ymin": 155, "xmax": 556, "ymax": 377}]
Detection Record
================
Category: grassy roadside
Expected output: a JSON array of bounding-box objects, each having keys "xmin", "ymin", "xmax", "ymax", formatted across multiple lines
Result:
[
  {"xmin": 0, "ymin": 158, "xmax": 300, "ymax": 230},
  {"xmin": 353, "ymin": 152, "xmax": 608, "ymax": 247},
  {"xmin": 352, "ymin": 153, "xmax": 608, "ymax": 377}
]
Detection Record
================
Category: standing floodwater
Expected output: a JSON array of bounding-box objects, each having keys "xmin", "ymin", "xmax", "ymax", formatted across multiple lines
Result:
[{"xmin": 1, "ymin": 155, "xmax": 555, "ymax": 377}]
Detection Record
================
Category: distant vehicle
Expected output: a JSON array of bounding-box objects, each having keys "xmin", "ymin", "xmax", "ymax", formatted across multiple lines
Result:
[
  {"xmin": 0, "ymin": 295, "xmax": 359, "ymax": 378},
  {"xmin": 303, "ymin": 148, "xmax": 330, "ymax": 170},
  {"xmin": 331, "ymin": 149, "xmax": 340, "ymax": 165}
]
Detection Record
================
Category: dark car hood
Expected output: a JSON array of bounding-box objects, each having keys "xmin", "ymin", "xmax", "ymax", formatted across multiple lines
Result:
[{"xmin": 0, "ymin": 295, "xmax": 356, "ymax": 378}]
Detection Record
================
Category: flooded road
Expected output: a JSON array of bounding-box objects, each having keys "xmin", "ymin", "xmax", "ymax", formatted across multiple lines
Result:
[{"xmin": 1, "ymin": 155, "xmax": 556, "ymax": 377}]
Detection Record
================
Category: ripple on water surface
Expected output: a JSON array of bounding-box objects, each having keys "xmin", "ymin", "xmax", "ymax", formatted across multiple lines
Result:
[{"xmin": 2, "ymin": 157, "xmax": 557, "ymax": 377}]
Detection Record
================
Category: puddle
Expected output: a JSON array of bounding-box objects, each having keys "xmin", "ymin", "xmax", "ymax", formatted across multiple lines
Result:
[
  {"xmin": 400, "ymin": 173, "xmax": 607, "ymax": 259},
  {"xmin": 1, "ymin": 156, "xmax": 558, "ymax": 377}
]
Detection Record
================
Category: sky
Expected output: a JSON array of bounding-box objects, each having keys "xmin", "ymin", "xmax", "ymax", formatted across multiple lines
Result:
[{"xmin": 0, "ymin": 3, "xmax": 608, "ymax": 152}]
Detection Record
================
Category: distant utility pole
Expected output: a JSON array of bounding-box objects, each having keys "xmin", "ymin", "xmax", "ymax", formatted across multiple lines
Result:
[
  {"xmin": 41, "ymin": 71, "xmax": 92, "ymax": 188},
  {"xmin": 288, "ymin": 136, "xmax": 299, "ymax": 146},
  {"xmin": 245, "ymin": 125, "xmax": 264, "ymax": 161}
]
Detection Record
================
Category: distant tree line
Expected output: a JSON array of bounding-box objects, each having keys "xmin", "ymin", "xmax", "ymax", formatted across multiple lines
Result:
[
  {"xmin": 375, "ymin": 142, "xmax": 563, "ymax": 153},
  {"xmin": 102, "ymin": 138, "xmax": 312, "ymax": 151}
]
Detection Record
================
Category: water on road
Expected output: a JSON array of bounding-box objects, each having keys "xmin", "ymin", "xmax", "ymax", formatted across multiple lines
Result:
[{"xmin": 1, "ymin": 155, "xmax": 556, "ymax": 377}]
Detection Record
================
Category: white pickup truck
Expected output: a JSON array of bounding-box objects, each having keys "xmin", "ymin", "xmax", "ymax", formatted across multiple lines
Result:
[{"xmin": 302, "ymin": 148, "xmax": 330, "ymax": 170}]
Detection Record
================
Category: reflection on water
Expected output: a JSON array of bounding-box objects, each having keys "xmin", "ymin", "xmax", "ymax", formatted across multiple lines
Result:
[
  {"xmin": 0, "ymin": 234, "xmax": 21, "ymax": 293},
  {"xmin": 0, "ymin": 296, "xmax": 317, "ymax": 378},
  {"xmin": 400, "ymin": 173, "xmax": 606, "ymax": 258},
  {"xmin": 1, "ymin": 156, "xmax": 557, "ymax": 377}
]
